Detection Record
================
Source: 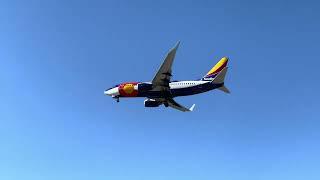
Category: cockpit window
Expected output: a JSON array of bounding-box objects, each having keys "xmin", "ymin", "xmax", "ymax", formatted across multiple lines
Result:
[{"xmin": 106, "ymin": 84, "xmax": 119, "ymax": 91}]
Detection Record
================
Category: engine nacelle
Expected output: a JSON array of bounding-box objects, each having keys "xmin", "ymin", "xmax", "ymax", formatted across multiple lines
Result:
[{"xmin": 144, "ymin": 99, "xmax": 162, "ymax": 107}]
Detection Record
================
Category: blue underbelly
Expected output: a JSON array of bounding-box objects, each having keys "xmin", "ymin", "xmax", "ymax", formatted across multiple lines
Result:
[{"xmin": 171, "ymin": 83, "xmax": 221, "ymax": 97}]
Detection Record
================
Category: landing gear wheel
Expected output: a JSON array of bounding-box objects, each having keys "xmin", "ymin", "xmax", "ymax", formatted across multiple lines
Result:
[{"xmin": 113, "ymin": 96, "xmax": 120, "ymax": 103}]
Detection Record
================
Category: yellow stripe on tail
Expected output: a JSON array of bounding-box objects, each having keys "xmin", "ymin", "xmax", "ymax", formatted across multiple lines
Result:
[{"xmin": 206, "ymin": 57, "xmax": 228, "ymax": 76}]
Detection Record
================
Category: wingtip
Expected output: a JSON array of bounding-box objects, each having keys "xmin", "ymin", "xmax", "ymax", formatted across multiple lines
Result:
[
  {"xmin": 174, "ymin": 41, "xmax": 180, "ymax": 49},
  {"xmin": 189, "ymin": 104, "xmax": 196, "ymax": 111}
]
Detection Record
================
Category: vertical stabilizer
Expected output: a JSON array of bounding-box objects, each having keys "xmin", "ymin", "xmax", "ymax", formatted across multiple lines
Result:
[{"xmin": 202, "ymin": 57, "xmax": 228, "ymax": 81}]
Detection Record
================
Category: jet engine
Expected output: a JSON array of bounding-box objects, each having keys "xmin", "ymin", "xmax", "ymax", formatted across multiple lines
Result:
[{"xmin": 144, "ymin": 99, "xmax": 162, "ymax": 107}]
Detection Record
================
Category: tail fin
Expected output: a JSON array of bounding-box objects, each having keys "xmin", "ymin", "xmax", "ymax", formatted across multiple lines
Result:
[
  {"xmin": 202, "ymin": 57, "xmax": 228, "ymax": 81},
  {"xmin": 212, "ymin": 67, "xmax": 228, "ymax": 84},
  {"xmin": 212, "ymin": 67, "xmax": 231, "ymax": 94}
]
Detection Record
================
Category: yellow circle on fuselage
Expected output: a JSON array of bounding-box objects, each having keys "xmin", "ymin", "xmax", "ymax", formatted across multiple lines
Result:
[{"xmin": 123, "ymin": 84, "xmax": 134, "ymax": 94}]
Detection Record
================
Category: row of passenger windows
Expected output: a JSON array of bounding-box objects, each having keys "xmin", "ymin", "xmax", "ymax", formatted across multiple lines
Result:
[{"xmin": 173, "ymin": 82, "xmax": 196, "ymax": 85}]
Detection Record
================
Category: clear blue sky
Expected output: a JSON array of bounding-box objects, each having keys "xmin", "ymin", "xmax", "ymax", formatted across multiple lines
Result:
[{"xmin": 1, "ymin": 0, "xmax": 320, "ymax": 180}]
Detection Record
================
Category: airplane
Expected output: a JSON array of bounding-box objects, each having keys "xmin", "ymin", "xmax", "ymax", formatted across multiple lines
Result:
[{"xmin": 104, "ymin": 42, "xmax": 230, "ymax": 112}]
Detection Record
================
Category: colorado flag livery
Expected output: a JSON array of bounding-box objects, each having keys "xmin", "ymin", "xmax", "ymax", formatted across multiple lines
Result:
[{"xmin": 104, "ymin": 42, "xmax": 230, "ymax": 112}]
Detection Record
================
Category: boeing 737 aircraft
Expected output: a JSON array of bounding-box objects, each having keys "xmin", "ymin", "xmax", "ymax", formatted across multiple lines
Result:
[{"xmin": 104, "ymin": 42, "xmax": 230, "ymax": 112}]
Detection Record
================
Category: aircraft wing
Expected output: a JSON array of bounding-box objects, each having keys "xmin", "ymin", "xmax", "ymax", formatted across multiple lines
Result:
[
  {"xmin": 167, "ymin": 98, "xmax": 195, "ymax": 112},
  {"xmin": 151, "ymin": 42, "xmax": 180, "ymax": 91}
]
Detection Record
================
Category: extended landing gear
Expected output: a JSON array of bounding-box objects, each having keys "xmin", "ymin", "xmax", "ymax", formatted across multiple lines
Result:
[
  {"xmin": 164, "ymin": 102, "xmax": 169, "ymax": 107},
  {"xmin": 113, "ymin": 96, "xmax": 120, "ymax": 103}
]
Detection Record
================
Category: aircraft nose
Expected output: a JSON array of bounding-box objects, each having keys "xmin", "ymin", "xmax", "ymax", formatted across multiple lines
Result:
[
  {"xmin": 104, "ymin": 87, "xmax": 119, "ymax": 96},
  {"xmin": 104, "ymin": 89, "xmax": 111, "ymax": 96}
]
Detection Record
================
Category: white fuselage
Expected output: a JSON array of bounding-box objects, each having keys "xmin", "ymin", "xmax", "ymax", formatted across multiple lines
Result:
[{"xmin": 169, "ymin": 80, "xmax": 208, "ymax": 89}]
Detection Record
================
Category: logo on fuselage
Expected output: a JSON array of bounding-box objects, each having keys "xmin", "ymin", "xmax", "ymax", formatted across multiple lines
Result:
[
  {"xmin": 202, "ymin": 78, "xmax": 214, "ymax": 81},
  {"xmin": 123, "ymin": 84, "xmax": 134, "ymax": 94},
  {"xmin": 118, "ymin": 82, "xmax": 139, "ymax": 97}
]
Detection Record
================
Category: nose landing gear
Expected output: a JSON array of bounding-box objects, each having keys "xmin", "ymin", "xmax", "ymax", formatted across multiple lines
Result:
[{"xmin": 112, "ymin": 96, "xmax": 120, "ymax": 102}]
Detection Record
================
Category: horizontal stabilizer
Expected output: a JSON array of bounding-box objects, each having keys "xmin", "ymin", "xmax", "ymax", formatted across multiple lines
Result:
[{"xmin": 218, "ymin": 85, "xmax": 230, "ymax": 94}]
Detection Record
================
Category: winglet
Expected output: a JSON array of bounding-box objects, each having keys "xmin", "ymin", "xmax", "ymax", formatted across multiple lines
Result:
[
  {"xmin": 189, "ymin": 104, "xmax": 196, "ymax": 111},
  {"xmin": 174, "ymin": 41, "xmax": 180, "ymax": 50}
]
